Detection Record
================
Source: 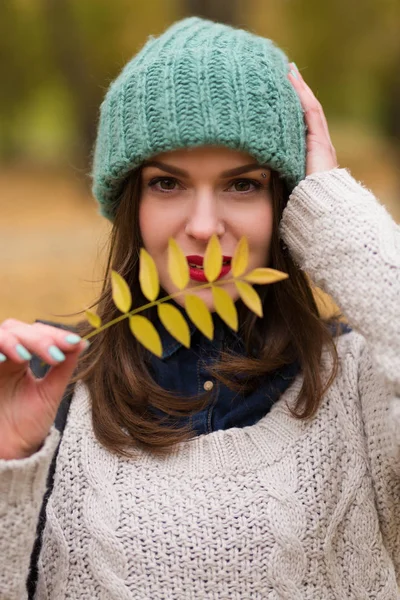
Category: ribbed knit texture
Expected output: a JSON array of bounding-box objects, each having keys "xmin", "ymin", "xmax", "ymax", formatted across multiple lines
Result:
[
  {"xmin": 1, "ymin": 169, "xmax": 400, "ymax": 599},
  {"xmin": 91, "ymin": 17, "xmax": 306, "ymax": 221}
]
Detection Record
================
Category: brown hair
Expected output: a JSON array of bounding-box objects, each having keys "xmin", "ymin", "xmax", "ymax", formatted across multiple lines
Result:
[{"xmin": 71, "ymin": 167, "xmax": 343, "ymax": 458}]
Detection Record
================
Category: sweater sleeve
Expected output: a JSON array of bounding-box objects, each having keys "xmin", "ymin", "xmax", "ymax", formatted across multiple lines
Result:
[
  {"xmin": 279, "ymin": 167, "xmax": 400, "ymax": 397},
  {"xmin": 280, "ymin": 168, "xmax": 400, "ymax": 573},
  {"xmin": 0, "ymin": 426, "xmax": 60, "ymax": 600}
]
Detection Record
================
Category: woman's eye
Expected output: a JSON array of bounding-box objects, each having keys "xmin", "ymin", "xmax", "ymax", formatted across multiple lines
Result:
[
  {"xmin": 148, "ymin": 177, "xmax": 178, "ymax": 192},
  {"xmin": 147, "ymin": 177, "xmax": 262, "ymax": 193},
  {"xmin": 229, "ymin": 179, "xmax": 261, "ymax": 193}
]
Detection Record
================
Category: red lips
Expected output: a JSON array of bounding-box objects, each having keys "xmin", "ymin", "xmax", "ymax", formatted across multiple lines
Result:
[{"xmin": 186, "ymin": 255, "xmax": 232, "ymax": 282}]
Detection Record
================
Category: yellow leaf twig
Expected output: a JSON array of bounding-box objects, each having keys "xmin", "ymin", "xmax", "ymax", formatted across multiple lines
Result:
[
  {"xmin": 203, "ymin": 234, "xmax": 222, "ymax": 283},
  {"xmin": 139, "ymin": 248, "xmax": 160, "ymax": 301},
  {"xmin": 80, "ymin": 237, "xmax": 289, "ymax": 358}
]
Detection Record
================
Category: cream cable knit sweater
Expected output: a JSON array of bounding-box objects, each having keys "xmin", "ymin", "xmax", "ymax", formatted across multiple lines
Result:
[{"xmin": 1, "ymin": 168, "xmax": 399, "ymax": 599}]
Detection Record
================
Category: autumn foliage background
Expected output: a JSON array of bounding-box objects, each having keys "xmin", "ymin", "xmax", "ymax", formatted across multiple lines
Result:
[{"xmin": 1, "ymin": 0, "xmax": 400, "ymax": 326}]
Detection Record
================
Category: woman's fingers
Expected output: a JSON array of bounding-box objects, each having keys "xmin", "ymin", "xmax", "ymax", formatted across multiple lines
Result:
[
  {"xmin": 0, "ymin": 319, "xmax": 89, "ymax": 459},
  {"xmin": 288, "ymin": 65, "xmax": 332, "ymax": 142},
  {"xmin": 0, "ymin": 319, "xmax": 88, "ymax": 366},
  {"xmin": 287, "ymin": 63, "xmax": 338, "ymax": 175}
]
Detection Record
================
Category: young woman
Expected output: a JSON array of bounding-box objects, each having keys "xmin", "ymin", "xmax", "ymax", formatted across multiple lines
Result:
[{"xmin": 1, "ymin": 16, "xmax": 399, "ymax": 599}]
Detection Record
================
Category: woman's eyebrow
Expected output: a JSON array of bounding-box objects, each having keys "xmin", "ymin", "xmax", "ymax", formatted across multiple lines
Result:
[
  {"xmin": 142, "ymin": 160, "xmax": 268, "ymax": 178},
  {"xmin": 221, "ymin": 164, "xmax": 268, "ymax": 177}
]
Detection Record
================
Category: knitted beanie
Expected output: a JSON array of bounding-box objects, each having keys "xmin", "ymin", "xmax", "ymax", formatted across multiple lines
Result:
[{"xmin": 92, "ymin": 16, "xmax": 306, "ymax": 222}]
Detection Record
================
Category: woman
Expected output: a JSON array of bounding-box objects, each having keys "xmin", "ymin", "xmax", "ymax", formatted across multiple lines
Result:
[{"xmin": 1, "ymin": 16, "xmax": 399, "ymax": 599}]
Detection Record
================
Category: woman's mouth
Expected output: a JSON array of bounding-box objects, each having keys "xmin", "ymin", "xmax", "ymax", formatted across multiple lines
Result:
[{"xmin": 186, "ymin": 255, "xmax": 232, "ymax": 282}]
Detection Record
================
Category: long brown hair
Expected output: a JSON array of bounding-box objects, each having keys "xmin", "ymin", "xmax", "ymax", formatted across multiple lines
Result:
[{"xmin": 71, "ymin": 166, "xmax": 343, "ymax": 457}]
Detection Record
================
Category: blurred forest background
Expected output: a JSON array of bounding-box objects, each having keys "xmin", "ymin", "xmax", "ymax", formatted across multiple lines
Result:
[{"xmin": 1, "ymin": 0, "xmax": 400, "ymax": 324}]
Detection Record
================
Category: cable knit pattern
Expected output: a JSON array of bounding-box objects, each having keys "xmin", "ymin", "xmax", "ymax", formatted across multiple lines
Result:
[
  {"xmin": 91, "ymin": 17, "xmax": 306, "ymax": 221},
  {"xmin": 1, "ymin": 168, "xmax": 400, "ymax": 599},
  {"xmin": 279, "ymin": 167, "xmax": 400, "ymax": 395},
  {"xmin": 0, "ymin": 431, "xmax": 60, "ymax": 600}
]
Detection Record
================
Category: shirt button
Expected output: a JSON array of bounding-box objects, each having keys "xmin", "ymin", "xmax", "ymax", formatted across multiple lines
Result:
[{"xmin": 203, "ymin": 380, "xmax": 214, "ymax": 391}]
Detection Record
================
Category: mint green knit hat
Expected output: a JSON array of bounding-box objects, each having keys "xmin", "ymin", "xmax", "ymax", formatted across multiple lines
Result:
[{"xmin": 92, "ymin": 17, "xmax": 306, "ymax": 222}]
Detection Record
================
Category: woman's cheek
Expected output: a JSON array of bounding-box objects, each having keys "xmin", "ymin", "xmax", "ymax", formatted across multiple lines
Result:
[
  {"xmin": 138, "ymin": 197, "xmax": 150, "ymax": 246},
  {"xmin": 139, "ymin": 198, "xmax": 166, "ymax": 253}
]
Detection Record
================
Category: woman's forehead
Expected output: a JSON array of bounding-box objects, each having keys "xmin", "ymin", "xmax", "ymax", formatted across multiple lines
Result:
[
  {"xmin": 142, "ymin": 147, "xmax": 270, "ymax": 178},
  {"xmin": 147, "ymin": 145, "xmax": 257, "ymax": 164}
]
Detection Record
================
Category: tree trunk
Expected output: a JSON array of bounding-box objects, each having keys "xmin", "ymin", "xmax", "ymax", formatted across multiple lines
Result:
[
  {"xmin": 185, "ymin": 0, "xmax": 238, "ymax": 25},
  {"xmin": 42, "ymin": 0, "xmax": 99, "ymax": 176},
  {"xmin": 385, "ymin": 73, "xmax": 400, "ymax": 143}
]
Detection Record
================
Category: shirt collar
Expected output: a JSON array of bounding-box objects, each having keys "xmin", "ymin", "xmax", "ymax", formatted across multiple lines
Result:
[{"xmin": 157, "ymin": 306, "xmax": 352, "ymax": 361}]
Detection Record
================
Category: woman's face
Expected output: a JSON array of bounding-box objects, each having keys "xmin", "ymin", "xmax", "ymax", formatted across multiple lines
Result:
[{"xmin": 139, "ymin": 146, "xmax": 273, "ymax": 311}]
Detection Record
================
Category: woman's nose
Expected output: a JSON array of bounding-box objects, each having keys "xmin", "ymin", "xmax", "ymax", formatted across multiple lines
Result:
[{"xmin": 184, "ymin": 192, "xmax": 225, "ymax": 240}]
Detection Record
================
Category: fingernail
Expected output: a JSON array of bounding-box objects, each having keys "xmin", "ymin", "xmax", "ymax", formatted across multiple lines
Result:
[
  {"xmin": 292, "ymin": 62, "xmax": 299, "ymax": 72},
  {"xmin": 79, "ymin": 340, "xmax": 91, "ymax": 355},
  {"xmin": 48, "ymin": 345, "xmax": 66, "ymax": 362},
  {"xmin": 290, "ymin": 69, "xmax": 299, "ymax": 79},
  {"xmin": 16, "ymin": 344, "xmax": 32, "ymax": 361},
  {"xmin": 65, "ymin": 334, "xmax": 82, "ymax": 345},
  {"xmin": 0, "ymin": 353, "xmax": 7, "ymax": 363}
]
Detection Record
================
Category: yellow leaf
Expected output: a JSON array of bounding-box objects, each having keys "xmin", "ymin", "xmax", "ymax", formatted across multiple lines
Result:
[
  {"xmin": 231, "ymin": 236, "xmax": 249, "ymax": 277},
  {"xmin": 212, "ymin": 286, "xmax": 238, "ymax": 331},
  {"xmin": 203, "ymin": 234, "xmax": 223, "ymax": 282},
  {"xmin": 111, "ymin": 271, "xmax": 132, "ymax": 313},
  {"xmin": 139, "ymin": 249, "xmax": 160, "ymax": 301},
  {"xmin": 235, "ymin": 281, "xmax": 263, "ymax": 317},
  {"xmin": 158, "ymin": 303, "xmax": 190, "ymax": 348},
  {"xmin": 85, "ymin": 310, "xmax": 101, "ymax": 328},
  {"xmin": 168, "ymin": 238, "xmax": 189, "ymax": 290},
  {"xmin": 244, "ymin": 268, "xmax": 289, "ymax": 285},
  {"xmin": 129, "ymin": 315, "xmax": 162, "ymax": 357},
  {"xmin": 184, "ymin": 294, "xmax": 214, "ymax": 340}
]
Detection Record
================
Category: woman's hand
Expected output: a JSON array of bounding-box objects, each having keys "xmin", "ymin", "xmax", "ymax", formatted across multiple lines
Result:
[
  {"xmin": 0, "ymin": 320, "xmax": 88, "ymax": 460},
  {"xmin": 287, "ymin": 62, "xmax": 339, "ymax": 176}
]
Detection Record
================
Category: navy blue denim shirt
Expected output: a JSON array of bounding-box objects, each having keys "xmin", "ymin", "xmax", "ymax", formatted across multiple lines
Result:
[{"xmin": 148, "ymin": 305, "xmax": 350, "ymax": 436}]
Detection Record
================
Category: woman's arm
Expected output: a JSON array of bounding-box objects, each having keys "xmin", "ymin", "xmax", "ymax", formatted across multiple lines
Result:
[
  {"xmin": 280, "ymin": 166, "xmax": 400, "ymax": 396},
  {"xmin": 0, "ymin": 427, "xmax": 60, "ymax": 599},
  {"xmin": 283, "ymin": 64, "xmax": 400, "ymax": 575},
  {"xmin": 283, "ymin": 63, "xmax": 400, "ymax": 396}
]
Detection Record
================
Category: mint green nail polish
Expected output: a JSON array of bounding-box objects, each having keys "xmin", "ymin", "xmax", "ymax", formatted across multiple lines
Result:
[
  {"xmin": 290, "ymin": 69, "xmax": 298, "ymax": 79},
  {"xmin": 292, "ymin": 62, "xmax": 299, "ymax": 72},
  {"xmin": 65, "ymin": 334, "xmax": 82, "ymax": 345},
  {"xmin": 16, "ymin": 344, "xmax": 32, "ymax": 361},
  {"xmin": 48, "ymin": 345, "xmax": 66, "ymax": 362},
  {"xmin": 0, "ymin": 353, "xmax": 7, "ymax": 362}
]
